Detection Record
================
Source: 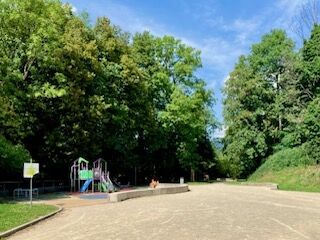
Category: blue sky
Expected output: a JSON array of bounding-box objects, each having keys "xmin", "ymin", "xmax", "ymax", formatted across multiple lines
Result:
[{"xmin": 65, "ymin": 0, "xmax": 307, "ymax": 137}]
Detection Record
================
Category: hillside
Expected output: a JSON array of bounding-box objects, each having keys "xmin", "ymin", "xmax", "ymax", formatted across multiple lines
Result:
[{"xmin": 249, "ymin": 147, "xmax": 320, "ymax": 192}]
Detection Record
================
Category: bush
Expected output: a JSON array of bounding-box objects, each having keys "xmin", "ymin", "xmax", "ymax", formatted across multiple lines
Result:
[
  {"xmin": 269, "ymin": 145, "xmax": 313, "ymax": 171},
  {"xmin": 278, "ymin": 131, "xmax": 303, "ymax": 149},
  {"xmin": 301, "ymin": 97, "xmax": 320, "ymax": 162},
  {"xmin": 0, "ymin": 135, "xmax": 31, "ymax": 179}
]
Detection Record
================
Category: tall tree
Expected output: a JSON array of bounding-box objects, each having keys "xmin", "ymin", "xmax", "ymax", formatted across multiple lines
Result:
[
  {"xmin": 301, "ymin": 24, "xmax": 320, "ymax": 100},
  {"xmin": 291, "ymin": 0, "xmax": 320, "ymax": 40},
  {"xmin": 132, "ymin": 32, "xmax": 216, "ymax": 180},
  {"xmin": 223, "ymin": 30, "xmax": 298, "ymax": 178}
]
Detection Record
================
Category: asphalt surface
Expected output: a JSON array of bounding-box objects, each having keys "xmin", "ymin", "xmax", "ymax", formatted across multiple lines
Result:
[{"xmin": 8, "ymin": 184, "xmax": 320, "ymax": 240}]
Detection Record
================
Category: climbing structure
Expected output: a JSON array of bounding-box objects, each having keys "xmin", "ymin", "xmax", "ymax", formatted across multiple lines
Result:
[
  {"xmin": 93, "ymin": 158, "xmax": 115, "ymax": 193},
  {"xmin": 70, "ymin": 157, "xmax": 116, "ymax": 193},
  {"xmin": 70, "ymin": 157, "xmax": 93, "ymax": 193}
]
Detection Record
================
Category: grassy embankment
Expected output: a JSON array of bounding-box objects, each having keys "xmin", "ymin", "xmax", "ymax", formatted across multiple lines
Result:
[{"xmin": 248, "ymin": 146, "xmax": 320, "ymax": 192}]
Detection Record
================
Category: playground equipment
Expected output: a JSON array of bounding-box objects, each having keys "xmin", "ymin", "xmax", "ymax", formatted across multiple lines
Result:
[
  {"xmin": 93, "ymin": 158, "xmax": 115, "ymax": 193},
  {"xmin": 70, "ymin": 157, "xmax": 116, "ymax": 193},
  {"xmin": 70, "ymin": 157, "xmax": 93, "ymax": 193}
]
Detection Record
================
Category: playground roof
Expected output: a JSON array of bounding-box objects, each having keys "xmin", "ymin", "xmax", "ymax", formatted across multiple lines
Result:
[
  {"xmin": 94, "ymin": 158, "xmax": 106, "ymax": 163},
  {"xmin": 77, "ymin": 157, "xmax": 89, "ymax": 164}
]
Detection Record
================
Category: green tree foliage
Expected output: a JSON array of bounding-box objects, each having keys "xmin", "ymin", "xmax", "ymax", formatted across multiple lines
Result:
[
  {"xmin": 223, "ymin": 24, "xmax": 320, "ymax": 179},
  {"xmin": 301, "ymin": 97, "xmax": 320, "ymax": 161},
  {"xmin": 0, "ymin": 0, "xmax": 216, "ymax": 180},
  {"xmin": 301, "ymin": 25, "xmax": 320, "ymax": 100},
  {"xmin": 130, "ymin": 32, "xmax": 217, "ymax": 180},
  {"xmin": 298, "ymin": 25, "xmax": 320, "ymax": 163},
  {"xmin": 223, "ymin": 30, "xmax": 299, "ymax": 178},
  {"xmin": 0, "ymin": 135, "xmax": 31, "ymax": 178},
  {"xmin": 159, "ymin": 84, "xmax": 215, "ymax": 171}
]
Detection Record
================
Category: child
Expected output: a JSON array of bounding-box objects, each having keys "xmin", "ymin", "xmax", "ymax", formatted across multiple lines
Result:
[{"xmin": 149, "ymin": 177, "xmax": 159, "ymax": 188}]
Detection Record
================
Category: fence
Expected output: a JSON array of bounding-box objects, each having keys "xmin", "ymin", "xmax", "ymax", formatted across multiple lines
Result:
[{"xmin": 0, "ymin": 180, "xmax": 70, "ymax": 197}]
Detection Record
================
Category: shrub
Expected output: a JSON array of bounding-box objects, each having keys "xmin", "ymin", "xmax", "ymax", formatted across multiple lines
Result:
[
  {"xmin": 250, "ymin": 144, "xmax": 315, "ymax": 180},
  {"xmin": 302, "ymin": 97, "xmax": 320, "ymax": 162}
]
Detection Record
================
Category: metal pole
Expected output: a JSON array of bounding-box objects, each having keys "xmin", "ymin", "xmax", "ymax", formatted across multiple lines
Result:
[
  {"xmin": 78, "ymin": 164, "xmax": 80, "ymax": 192},
  {"xmin": 70, "ymin": 166, "xmax": 73, "ymax": 192},
  {"xmin": 30, "ymin": 158, "xmax": 32, "ymax": 207},
  {"xmin": 100, "ymin": 162, "xmax": 102, "ymax": 192},
  {"xmin": 30, "ymin": 177, "xmax": 33, "ymax": 207},
  {"xmin": 134, "ymin": 166, "xmax": 137, "ymax": 186}
]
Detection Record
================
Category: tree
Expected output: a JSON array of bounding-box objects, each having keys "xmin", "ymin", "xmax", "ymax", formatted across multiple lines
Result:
[
  {"xmin": 223, "ymin": 30, "xmax": 298, "ymax": 178},
  {"xmin": 0, "ymin": 0, "xmax": 217, "ymax": 181},
  {"xmin": 132, "ymin": 33, "xmax": 216, "ymax": 180},
  {"xmin": 291, "ymin": 0, "xmax": 320, "ymax": 40},
  {"xmin": 301, "ymin": 97, "xmax": 320, "ymax": 161},
  {"xmin": 223, "ymin": 56, "xmax": 269, "ymax": 178},
  {"xmin": 298, "ymin": 24, "xmax": 320, "ymax": 162},
  {"xmin": 301, "ymin": 24, "xmax": 320, "ymax": 100},
  {"xmin": 159, "ymin": 84, "xmax": 215, "ymax": 180},
  {"xmin": 0, "ymin": 135, "xmax": 31, "ymax": 179}
]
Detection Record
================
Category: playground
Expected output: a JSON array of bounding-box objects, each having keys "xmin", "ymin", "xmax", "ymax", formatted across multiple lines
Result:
[
  {"xmin": 70, "ymin": 157, "xmax": 117, "ymax": 194},
  {"xmin": 2, "ymin": 157, "xmax": 127, "ymax": 208},
  {"xmin": 7, "ymin": 184, "xmax": 320, "ymax": 240}
]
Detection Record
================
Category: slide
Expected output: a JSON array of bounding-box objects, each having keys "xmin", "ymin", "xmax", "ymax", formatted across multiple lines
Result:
[
  {"xmin": 101, "ymin": 175, "xmax": 115, "ymax": 192},
  {"xmin": 80, "ymin": 179, "xmax": 92, "ymax": 193},
  {"xmin": 100, "ymin": 182, "xmax": 107, "ymax": 192}
]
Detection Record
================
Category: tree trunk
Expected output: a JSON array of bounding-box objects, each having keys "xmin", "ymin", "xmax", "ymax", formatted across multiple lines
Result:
[
  {"xmin": 277, "ymin": 73, "xmax": 282, "ymax": 131},
  {"xmin": 279, "ymin": 115, "xmax": 282, "ymax": 131},
  {"xmin": 190, "ymin": 168, "xmax": 195, "ymax": 182}
]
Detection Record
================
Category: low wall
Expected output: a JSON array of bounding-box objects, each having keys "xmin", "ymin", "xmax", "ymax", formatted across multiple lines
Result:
[
  {"xmin": 109, "ymin": 184, "xmax": 189, "ymax": 202},
  {"xmin": 239, "ymin": 182, "xmax": 278, "ymax": 190}
]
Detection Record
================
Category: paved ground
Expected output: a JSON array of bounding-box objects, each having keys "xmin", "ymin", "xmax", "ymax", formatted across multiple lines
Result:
[
  {"xmin": 38, "ymin": 193, "xmax": 110, "ymax": 208},
  {"xmin": 8, "ymin": 184, "xmax": 320, "ymax": 240}
]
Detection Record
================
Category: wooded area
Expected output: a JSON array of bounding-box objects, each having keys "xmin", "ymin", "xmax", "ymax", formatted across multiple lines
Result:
[
  {"xmin": 223, "ymin": 25, "xmax": 320, "ymax": 178},
  {"xmin": 1, "ymin": 0, "xmax": 320, "ymax": 184},
  {"xmin": 0, "ymin": 0, "xmax": 217, "ymax": 182}
]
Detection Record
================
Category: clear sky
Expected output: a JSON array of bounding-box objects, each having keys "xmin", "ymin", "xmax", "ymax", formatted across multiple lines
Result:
[{"xmin": 64, "ymin": 0, "xmax": 307, "ymax": 137}]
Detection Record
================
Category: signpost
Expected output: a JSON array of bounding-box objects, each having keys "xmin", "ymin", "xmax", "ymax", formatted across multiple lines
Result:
[{"xmin": 23, "ymin": 159, "xmax": 39, "ymax": 207}]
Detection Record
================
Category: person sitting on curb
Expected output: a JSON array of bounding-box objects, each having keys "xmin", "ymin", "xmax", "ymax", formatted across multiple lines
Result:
[{"xmin": 149, "ymin": 177, "xmax": 159, "ymax": 188}]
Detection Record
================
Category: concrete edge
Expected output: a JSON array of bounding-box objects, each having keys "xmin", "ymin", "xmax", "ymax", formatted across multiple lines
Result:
[
  {"xmin": 0, "ymin": 204, "xmax": 63, "ymax": 238},
  {"xmin": 238, "ymin": 182, "xmax": 279, "ymax": 190},
  {"xmin": 109, "ymin": 184, "xmax": 189, "ymax": 203}
]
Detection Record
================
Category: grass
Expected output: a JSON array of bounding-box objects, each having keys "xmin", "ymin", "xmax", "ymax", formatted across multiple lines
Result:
[
  {"xmin": 249, "ymin": 165, "xmax": 320, "ymax": 192},
  {"xmin": 187, "ymin": 181, "xmax": 215, "ymax": 185},
  {"xmin": 245, "ymin": 145, "xmax": 320, "ymax": 192},
  {"xmin": 223, "ymin": 181, "xmax": 243, "ymax": 185},
  {"xmin": 0, "ymin": 203, "xmax": 58, "ymax": 233}
]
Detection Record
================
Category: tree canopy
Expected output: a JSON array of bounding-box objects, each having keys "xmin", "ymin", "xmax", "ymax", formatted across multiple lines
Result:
[
  {"xmin": 0, "ymin": 0, "xmax": 216, "ymax": 182},
  {"xmin": 223, "ymin": 26, "xmax": 320, "ymax": 178}
]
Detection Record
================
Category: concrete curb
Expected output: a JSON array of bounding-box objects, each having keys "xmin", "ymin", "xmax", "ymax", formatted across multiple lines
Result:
[
  {"xmin": 0, "ymin": 204, "xmax": 63, "ymax": 238},
  {"xmin": 110, "ymin": 184, "xmax": 189, "ymax": 202},
  {"xmin": 238, "ymin": 182, "xmax": 279, "ymax": 190}
]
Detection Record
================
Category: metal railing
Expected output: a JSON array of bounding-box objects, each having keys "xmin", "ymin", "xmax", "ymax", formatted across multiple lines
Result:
[{"xmin": 0, "ymin": 180, "xmax": 70, "ymax": 197}]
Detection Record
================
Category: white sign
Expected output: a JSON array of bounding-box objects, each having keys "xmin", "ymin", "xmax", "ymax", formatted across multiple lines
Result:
[{"xmin": 23, "ymin": 163, "xmax": 39, "ymax": 178}]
